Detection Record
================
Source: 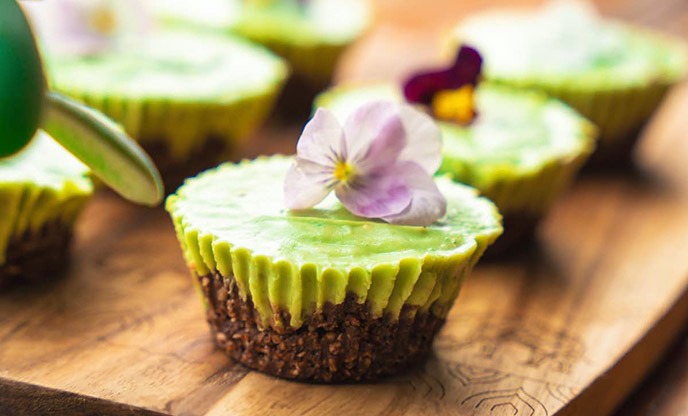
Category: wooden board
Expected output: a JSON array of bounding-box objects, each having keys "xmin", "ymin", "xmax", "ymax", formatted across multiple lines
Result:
[
  {"xmin": 2, "ymin": 1, "xmax": 688, "ymax": 415},
  {"xmin": 615, "ymin": 330, "xmax": 688, "ymax": 416}
]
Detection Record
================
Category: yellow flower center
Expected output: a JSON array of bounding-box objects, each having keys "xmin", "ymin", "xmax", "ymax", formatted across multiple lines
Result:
[
  {"xmin": 333, "ymin": 161, "xmax": 353, "ymax": 182},
  {"xmin": 90, "ymin": 6, "xmax": 117, "ymax": 36},
  {"xmin": 431, "ymin": 85, "xmax": 476, "ymax": 124}
]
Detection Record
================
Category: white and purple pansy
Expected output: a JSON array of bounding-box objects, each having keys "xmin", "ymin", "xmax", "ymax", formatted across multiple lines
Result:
[
  {"xmin": 284, "ymin": 101, "xmax": 447, "ymax": 227},
  {"xmin": 22, "ymin": 0, "xmax": 151, "ymax": 55}
]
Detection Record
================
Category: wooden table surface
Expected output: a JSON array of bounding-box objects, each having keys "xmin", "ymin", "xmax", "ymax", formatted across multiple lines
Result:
[{"xmin": 1, "ymin": 1, "xmax": 688, "ymax": 415}]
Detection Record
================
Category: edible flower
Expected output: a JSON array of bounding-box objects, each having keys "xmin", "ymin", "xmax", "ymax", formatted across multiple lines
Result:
[
  {"xmin": 403, "ymin": 45, "xmax": 482, "ymax": 125},
  {"xmin": 21, "ymin": 0, "xmax": 151, "ymax": 55},
  {"xmin": 284, "ymin": 102, "xmax": 446, "ymax": 227}
]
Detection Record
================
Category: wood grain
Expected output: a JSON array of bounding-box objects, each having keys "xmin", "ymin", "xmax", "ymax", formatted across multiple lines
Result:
[
  {"xmin": 1, "ymin": 0, "xmax": 688, "ymax": 415},
  {"xmin": 0, "ymin": 378, "xmax": 164, "ymax": 416}
]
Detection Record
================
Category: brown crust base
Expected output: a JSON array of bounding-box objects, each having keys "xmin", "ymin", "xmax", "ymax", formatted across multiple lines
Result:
[
  {"xmin": 198, "ymin": 271, "xmax": 446, "ymax": 382},
  {"xmin": 484, "ymin": 212, "xmax": 540, "ymax": 259},
  {"xmin": 142, "ymin": 137, "xmax": 228, "ymax": 193},
  {"xmin": 0, "ymin": 222, "xmax": 73, "ymax": 289}
]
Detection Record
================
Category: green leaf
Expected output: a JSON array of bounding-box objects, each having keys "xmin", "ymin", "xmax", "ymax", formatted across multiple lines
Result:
[{"xmin": 42, "ymin": 92, "xmax": 164, "ymax": 206}]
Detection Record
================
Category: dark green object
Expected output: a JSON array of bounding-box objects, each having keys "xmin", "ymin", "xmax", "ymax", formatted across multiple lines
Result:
[
  {"xmin": 0, "ymin": 0, "xmax": 45, "ymax": 157},
  {"xmin": 0, "ymin": 1, "xmax": 164, "ymax": 206}
]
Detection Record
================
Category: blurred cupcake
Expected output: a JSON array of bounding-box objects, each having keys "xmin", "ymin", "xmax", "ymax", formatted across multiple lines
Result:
[
  {"xmin": 0, "ymin": 132, "xmax": 93, "ymax": 288},
  {"xmin": 166, "ymin": 102, "xmax": 501, "ymax": 381},
  {"xmin": 451, "ymin": 0, "xmax": 687, "ymax": 165},
  {"xmin": 316, "ymin": 47, "xmax": 596, "ymax": 253},
  {"xmin": 152, "ymin": 0, "xmax": 371, "ymax": 118},
  {"xmin": 24, "ymin": 0, "xmax": 288, "ymax": 191}
]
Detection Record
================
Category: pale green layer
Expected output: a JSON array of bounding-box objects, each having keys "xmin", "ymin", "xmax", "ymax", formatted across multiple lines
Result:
[
  {"xmin": 315, "ymin": 83, "xmax": 596, "ymax": 215},
  {"xmin": 44, "ymin": 30, "xmax": 287, "ymax": 100},
  {"xmin": 454, "ymin": 3, "xmax": 688, "ymax": 89},
  {"xmin": 166, "ymin": 156, "xmax": 502, "ymax": 328},
  {"xmin": 0, "ymin": 132, "xmax": 93, "ymax": 264},
  {"xmin": 452, "ymin": 2, "xmax": 688, "ymax": 141},
  {"xmin": 242, "ymin": 33, "xmax": 350, "ymax": 86},
  {"xmin": 526, "ymin": 77, "xmax": 672, "ymax": 143},
  {"xmin": 43, "ymin": 30, "xmax": 287, "ymax": 160},
  {"xmin": 153, "ymin": 0, "xmax": 370, "ymax": 46},
  {"xmin": 70, "ymin": 87, "xmax": 282, "ymax": 162},
  {"xmin": 152, "ymin": 0, "xmax": 369, "ymax": 84}
]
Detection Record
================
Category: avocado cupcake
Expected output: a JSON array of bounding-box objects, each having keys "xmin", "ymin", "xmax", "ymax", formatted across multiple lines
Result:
[
  {"xmin": 451, "ymin": 0, "xmax": 688, "ymax": 165},
  {"xmin": 43, "ymin": 30, "xmax": 287, "ymax": 190},
  {"xmin": 152, "ymin": 0, "xmax": 370, "ymax": 117},
  {"xmin": 24, "ymin": 0, "xmax": 288, "ymax": 190},
  {"xmin": 0, "ymin": 132, "xmax": 93, "ymax": 288},
  {"xmin": 167, "ymin": 102, "xmax": 501, "ymax": 381},
  {"xmin": 316, "ymin": 57, "xmax": 595, "ymax": 253}
]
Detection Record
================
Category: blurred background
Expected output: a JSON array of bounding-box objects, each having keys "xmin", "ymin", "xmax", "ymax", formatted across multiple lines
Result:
[{"xmin": 338, "ymin": 0, "xmax": 688, "ymax": 83}]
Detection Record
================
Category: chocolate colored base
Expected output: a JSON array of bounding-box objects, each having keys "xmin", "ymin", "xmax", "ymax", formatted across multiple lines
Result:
[
  {"xmin": 484, "ymin": 212, "xmax": 539, "ymax": 259},
  {"xmin": 198, "ymin": 271, "xmax": 446, "ymax": 382},
  {"xmin": 272, "ymin": 74, "xmax": 331, "ymax": 123},
  {"xmin": 142, "ymin": 137, "xmax": 228, "ymax": 194},
  {"xmin": 0, "ymin": 222, "xmax": 73, "ymax": 289}
]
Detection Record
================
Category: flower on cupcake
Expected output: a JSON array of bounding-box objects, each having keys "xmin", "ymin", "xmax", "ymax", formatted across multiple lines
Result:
[
  {"xmin": 284, "ymin": 101, "xmax": 446, "ymax": 226},
  {"xmin": 403, "ymin": 45, "xmax": 483, "ymax": 125}
]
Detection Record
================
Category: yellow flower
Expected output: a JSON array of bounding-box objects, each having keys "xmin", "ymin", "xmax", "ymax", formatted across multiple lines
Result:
[
  {"xmin": 431, "ymin": 85, "xmax": 475, "ymax": 124},
  {"xmin": 89, "ymin": 5, "xmax": 117, "ymax": 36}
]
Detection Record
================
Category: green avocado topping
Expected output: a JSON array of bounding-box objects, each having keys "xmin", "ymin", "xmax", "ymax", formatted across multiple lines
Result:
[
  {"xmin": 166, "ymin": 156, "xmax": 502, "ymax": 328},
  {"xmin": 152, "ymin": 0, "xmax": 370, "ymax": 46},
  {"xmin": 0, "ymin": 132, "xmax": 93, "ymax": 264},
  {"xmin": 315, "ymin": 83, "xmax": 595, "ymax": 213},
  {"xmin": 0, "ymin": 131, "xmax": 90, "ymax": 189},
  {"xmin": 44, "ymin": 30, "xmax": 288, "ymax": 101},
  {"xmin": 453, "ymin": 2, "xmax": 688, "ymax": 89}
]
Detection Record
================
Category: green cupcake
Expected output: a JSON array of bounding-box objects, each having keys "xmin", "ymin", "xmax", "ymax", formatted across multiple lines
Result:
[
  {"xmin": 316, "ymin": 83, "xmax": 595, "ymax": 251},
  {"xmin": 42, "ymin": 29, "xmax": 287, "ymax": 190},
  {"xmin": 166, "ymin": 155, "xmax": 501, "ymax": 381},
  {"xmin": 451, "ymin": 0, "xmax": 688, "ymax": 164},
  {"xmin": 0, "ymin": 132, "xmax": 93, "ymax": 288},
  {"xmin": 152, "ymin": 0, "xmax": 370, "ymax": 116}
]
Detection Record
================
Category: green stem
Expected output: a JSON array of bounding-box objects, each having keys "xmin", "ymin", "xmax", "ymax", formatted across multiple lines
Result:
[{"xmin": 42, "ymin": 92, "xmax": 164, "ymax": 206}]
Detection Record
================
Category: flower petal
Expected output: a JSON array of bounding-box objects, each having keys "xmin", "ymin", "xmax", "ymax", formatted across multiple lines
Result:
[
  {"xmin": 296, "ymin": 108, "xmax": 346, "ymax": 166},
  {"xmin": 353, "ymin": 112, "xmax": 407, "ymax": 175},
  {"xmin": 342, "ymin": 101, "xmax": 406, "ymax": 168},
  {"xmin": 284, "ymin": 160, "xmax": 333, "ymax": 210},
  {"xmin": 397, "ymin": 103, "xmax": 443, "ymax": 174},
  {"xmin": 22, "ymin": 0, "xmax": 150, "ymax": 55},
  {"xmin": 403, "ymin": 45, "xmax": 482, "ymax": 105},
  {"xmin": 382, "ymin": 162, "xmax": 447, "ymax": 226},
  {"xmin": 335, "ymin": 167, "xmax": 411, "ymax": 218}
]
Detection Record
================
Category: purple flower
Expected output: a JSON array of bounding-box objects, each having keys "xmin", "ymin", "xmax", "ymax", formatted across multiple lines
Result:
[
  {"xmin": 284, "ymin": 102, "xmax": 447, "ymax": 226},
  {"xmin": 22, "ymin": 0, "xmax": 151, "ymax": 55},
  {"xmin": 403, "ymin": 45, "xmax": 482, "ymax": 106}
]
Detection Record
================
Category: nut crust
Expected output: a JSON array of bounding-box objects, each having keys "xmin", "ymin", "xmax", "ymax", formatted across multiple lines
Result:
[
  {"xmin": 199, "ymin": 271, "xmax": 446, "ymax": 382},
  {"xmin": 0, "ymin": 222, "xmax": 73, "ymax": 289}
]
